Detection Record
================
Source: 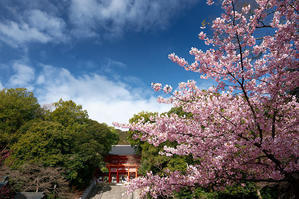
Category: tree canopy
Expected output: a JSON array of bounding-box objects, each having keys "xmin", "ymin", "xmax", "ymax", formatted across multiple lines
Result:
[
  {"xmin": 0, "ymin": 88, "xmax": 119, "ymax": 191},
  {"xmin": 0, "ymin": 88, "xmax": 41, "ymax": 149},
  {"xmin": 115, "ymin": 0, "xmax": 298, "ymax": 198}
]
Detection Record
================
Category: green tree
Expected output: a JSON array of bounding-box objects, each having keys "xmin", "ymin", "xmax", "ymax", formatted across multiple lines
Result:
[
  {"xmin": 0, "ymin": 88, "xmax": 41, "ymax": 149},
  {"xmin": 6, "ymin": 99, "xmax": 119, "ymax": 187},
  {"xmin": 47, "ymin": 100, "xmax": 119, "ymax": 185},
  {"xmin": 6, "ymin": 121, "xmax": 71, "ymax": 168},
  {"xmin": 49, "ymin": 99, "xmax": 88, "ymax": 127},
  {"xmin": 63, "ymin": 119, "xmax": 118, "ymax": 185}
]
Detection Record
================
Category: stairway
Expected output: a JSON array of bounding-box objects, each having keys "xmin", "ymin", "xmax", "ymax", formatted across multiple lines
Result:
[{"xmin": 90, "ymin": 184, "xmax": 139, "ymax": 199}]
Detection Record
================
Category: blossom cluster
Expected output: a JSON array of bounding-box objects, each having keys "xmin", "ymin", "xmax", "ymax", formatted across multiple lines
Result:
[
  {"xmin": 115, "ymin": 0, "xmax": 299, "ymax": 198},
  {"xmin": 151, "ymin": 83, "xmax": 162, "ymax": 92}
]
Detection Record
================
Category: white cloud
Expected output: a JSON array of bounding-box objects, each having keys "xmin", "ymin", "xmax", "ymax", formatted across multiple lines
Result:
[
  {"xmin": 0, "ymin": 0, "xmax": 198, "ymax": 45},
  {"xmin": 27, "ymin": 9, "xmax": 67, "ymax": 41},
  {"xmin": 0, "ymin": 10, "xmax": 67, "ymax": 46},
  {"xmin": 8, "ymin": 62, "xmax": 35, "ymax": 88},
  {"xmin": 0, "ymin": 21, "xmax": 51, "ymax": 46},
  {"xmin": 1, "ymin": 60, "xmax": 216, "ymax": 126},
  {"xmin": 31, "ymin": 64, "xmax": 171, "ymax": 125},
  {"xmin": 69, "ymin": 0, "xmax": 198, "ymax": 38},
  {"xmin": 101, "ymin": 58, "xmax": 126, "ymax": 73}
]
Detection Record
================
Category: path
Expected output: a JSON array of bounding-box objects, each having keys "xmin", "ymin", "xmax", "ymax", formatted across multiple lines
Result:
[{"xmin": 90, "ymin": 184, "xmax": 140, "ymax": 199}]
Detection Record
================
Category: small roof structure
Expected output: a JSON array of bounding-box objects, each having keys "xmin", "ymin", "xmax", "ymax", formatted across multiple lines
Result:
[
  {"xmin": 15, "ymin": 192, "xmax": 45, "ymax": 199},
  {"xmin": 109, "ymin": 145, "xmax": 137, "ymax": 155}
]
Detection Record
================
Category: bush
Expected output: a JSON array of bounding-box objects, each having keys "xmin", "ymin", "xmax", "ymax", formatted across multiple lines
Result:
[{"xmin": 0, "ymin": 164, "xmax": 73, "ymax": 199}]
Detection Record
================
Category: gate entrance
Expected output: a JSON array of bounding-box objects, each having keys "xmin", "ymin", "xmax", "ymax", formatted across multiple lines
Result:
[{"xmin": 99, "ymin": 145, "xmax": 140, "ymax": 184}]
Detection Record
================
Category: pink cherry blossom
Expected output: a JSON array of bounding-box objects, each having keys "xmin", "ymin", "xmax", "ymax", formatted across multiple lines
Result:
[
  {"xmin": 198, "ymin": 31, "xmax": 206, "ymax": 40},
  {"xmin": 151, "ymin": 83, "xmax": 162, "ymax": 92},
  {"xmin": 163, "ymin": 84, "xmax": 173, "ymax": 94},
  {"xmin": 206, "ymin": 0, "xmax": 214, "ymax": 6},
  {"xmin": 115, "ymin": 0, "xmax": 299, "ymax": 198},
  {"xmin": 242, "ymin": 4, "xmax": 251, "ymax": 14}
]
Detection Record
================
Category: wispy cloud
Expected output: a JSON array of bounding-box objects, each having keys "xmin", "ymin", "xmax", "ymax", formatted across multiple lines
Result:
[
  {"xmin": 0, "ymin": 21, "xmax": 52, "ymax": 46},
  {"xmin": 8, "ymin": 62, "xmax": 35, "ymax": 89},
  {"xmin": 101, "ymin": 58, "xmax": 127, "ymax": 73},
  {"xmin": 26, "ymin": 9, "xmax": 67, "ymax": 41},
  {"xmin": 69, "ymin": 0, "xmax": 198, "ymax": 38},
  {"xmin": 35, "ymin": 64, "xmax": 171, "ymax": 125},
  {"xmin": 0, "ymin": 0, "xmax": 198, "ymax": 46},
  {"xmin": 0, "ymin": 8, "xmax": 67, "ymax": 47},
  {"xmin": 2, "ymin": 62, "xmax": 171, "ymax": 125}
]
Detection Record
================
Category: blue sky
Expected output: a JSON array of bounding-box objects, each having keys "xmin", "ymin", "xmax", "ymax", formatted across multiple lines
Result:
[{"xmin": 0, "ymin": 0, "xmax": 221, "ymax": 125}]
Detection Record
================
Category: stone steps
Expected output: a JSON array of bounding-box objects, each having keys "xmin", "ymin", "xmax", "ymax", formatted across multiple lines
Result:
[{"xmin": 90, "ymin": 184, "xmax": 139, "ymax": 199}]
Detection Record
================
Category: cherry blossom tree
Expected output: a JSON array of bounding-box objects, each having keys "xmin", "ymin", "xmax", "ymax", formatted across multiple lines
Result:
[{"xmin": 115, "ymin": 0, "xmax": 298, "ymax": 198}]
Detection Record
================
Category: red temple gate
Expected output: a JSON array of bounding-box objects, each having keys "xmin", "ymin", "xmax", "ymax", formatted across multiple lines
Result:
[{"xmin": 99, "ymin": 145, "xmax": 141, "ymax": 184}]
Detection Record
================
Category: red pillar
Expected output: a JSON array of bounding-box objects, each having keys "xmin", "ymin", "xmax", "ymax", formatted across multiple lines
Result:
[
  {"xmin": 135, "ymin": 168, "xmax": 137, "ymax": 178},
  {"xmin": 128, "ymin": 168, "xmax": 130, "ymax": 182},
  {"xmin": 117, "ymin": 168, "xmax": 119, "ymax": 183},
  {"xmin": 108, "ymin": 167, "xmax": 111, "ymax": 183}
]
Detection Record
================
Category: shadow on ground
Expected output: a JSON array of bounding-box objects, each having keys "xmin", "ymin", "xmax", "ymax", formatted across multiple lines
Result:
[
  {"xmin": 89, "ymin": 183, "xmax": 139, "ymax": 199},
  {"xmin": 88, "ymin": 183, "xmax": 112, "ymax": 198}
]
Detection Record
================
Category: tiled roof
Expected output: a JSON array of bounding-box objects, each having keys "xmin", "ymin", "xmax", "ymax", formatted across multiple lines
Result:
[
  {"xmin": 109, "ymin": 145, "xmax": 136, "ymax": 155},
  {"xmin": 15, "ymin": 192, "xmax": 45, "ymax": 199}
]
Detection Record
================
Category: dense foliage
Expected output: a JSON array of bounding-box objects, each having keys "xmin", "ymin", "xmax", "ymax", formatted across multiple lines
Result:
[
  {"xmin": 115, "ymin": 0, "xmax": 298, "ymax": 198},
  {"xmin": 0, "ymin": 88, "xmax": 41, "ymax": 150},
  {"xmin": 116, "ymin": 129, "xmax": 131, "ymax": 145},
  {"xmin": 0, "ymin": 88, "xmax": 119, "ymax": 196}
]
